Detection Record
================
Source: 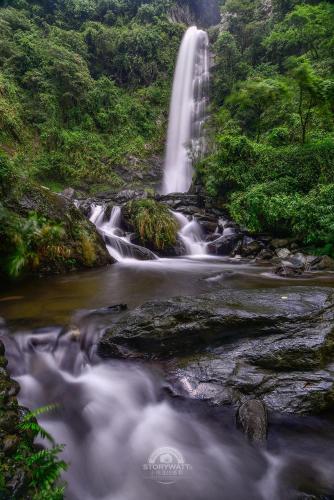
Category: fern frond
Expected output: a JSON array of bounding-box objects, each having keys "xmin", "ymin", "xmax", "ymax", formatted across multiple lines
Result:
[{"xmin": 24, "ymin": 403, "xmax": 59, "ymax": 420}]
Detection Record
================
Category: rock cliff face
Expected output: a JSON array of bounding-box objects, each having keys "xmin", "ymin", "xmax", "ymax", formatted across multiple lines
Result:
[
  {"xmin": 98, "ymin": 287, "xmax": 334, "ymax": 415},
  {"xmin": 169, "ymin": 0, "xmax": 221, "ymax": 27},
  {"xmin": 0, "ymin": 323, "xmax": 34, "ymax": 498}
]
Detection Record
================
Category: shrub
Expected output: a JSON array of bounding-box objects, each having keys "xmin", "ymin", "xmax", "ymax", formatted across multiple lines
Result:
[
  {"xmin": 200, "ymin": 136, "xmax": 334, "ymax": 197},
  {"xmin": 229, "ymin": 182, "xmax": 303, "ymax": 234},
  {"xmin": 229, "ymin": 182, "xmax": 334, "ymax": 253},
  {"xmin": 0, "ymin": 208, "xmax": 65, "ymax": 277},
  {"xmin": 124, "ymin": 199, "xmax": 178, "ymax": 251}
]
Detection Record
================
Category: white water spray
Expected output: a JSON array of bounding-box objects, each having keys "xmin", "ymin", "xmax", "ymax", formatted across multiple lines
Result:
[
  {"xmin": 90, "ymin": 204, "xmax": 157, "ymax": 262},
  {"xmin": 172, "ymin": 211, "xmax": 207, "ymax": 256},
  {"xmin": 162, "ymin": 26, "xmax": 209, "ymax": 194}
]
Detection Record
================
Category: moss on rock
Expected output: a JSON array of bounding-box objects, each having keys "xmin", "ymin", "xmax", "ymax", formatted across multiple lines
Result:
[
  {"xmin": 123, "ymin": 199, "xmax": 178, "ymax": 253},
  {"xmin": 0, "ymin": 174, "xmax": 111, "ymax": 279}
]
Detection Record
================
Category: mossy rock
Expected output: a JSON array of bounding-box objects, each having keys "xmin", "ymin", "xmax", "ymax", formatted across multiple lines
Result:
[
  {"xmin": 122, "ymin": 199, "xmax": 178, "ymax": 253},
  {"xmin": 0, "ymin": 179, "xmax": 111, "ymax": 279}
]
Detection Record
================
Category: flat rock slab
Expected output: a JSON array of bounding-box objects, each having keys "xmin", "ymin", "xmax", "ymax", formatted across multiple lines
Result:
[{"xmin": 98, "ymin": 287, "xmax": 334, "ymax": 414}]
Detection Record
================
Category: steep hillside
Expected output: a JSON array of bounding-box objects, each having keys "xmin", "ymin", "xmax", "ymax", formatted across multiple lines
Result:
[
  {"xmin": 0, "ymin": 0, "xmax": 187, "ymax": 193},
  {"xmin": 200, "ymin": 0, "xmax": 334, "ymax": 254}
]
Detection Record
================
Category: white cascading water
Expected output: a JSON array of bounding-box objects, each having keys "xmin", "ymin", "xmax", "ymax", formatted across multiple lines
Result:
[
  {"xmin": 162, "ymin": 26, "xmax": 209, "ymax": 194},
  {"xmin": 172, "ymin": 211, "xmax": 207, "ymax": 256},
  {"xmin": 90, "ymin": 204, "xmax": 157, "ymax": 262},
  {"xmin": 90, "ymin": 205, "xmax": 105, "ymax": 226},
  {"xmin": 2, "ymin": 317, "xmax": 291, "ymax": 500}
]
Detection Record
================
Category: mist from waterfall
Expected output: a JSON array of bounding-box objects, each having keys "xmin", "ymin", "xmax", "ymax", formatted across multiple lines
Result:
[{"xmin": 162, "ymin": 26, "xmax": 209, "ymax": 194}]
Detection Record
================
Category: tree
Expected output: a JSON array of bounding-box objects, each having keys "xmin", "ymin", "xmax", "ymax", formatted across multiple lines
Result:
[
  {"xmin": 227, "ymin": 77, "xmax": 289, "ymax": 141},
  {"xmin": 222, "ymin": 0, "xmax": 270, "ymax": 58},
  {"xmin": 212, "ymin": 31, "xmax": 248, "ymax": 105},
  {"xmin": 265, "ymin": 3, "xmax": 334, "ymax": 63},
  {"xmin": 286, "ymin": 56, "xmax": 324, "ymax": 143}
]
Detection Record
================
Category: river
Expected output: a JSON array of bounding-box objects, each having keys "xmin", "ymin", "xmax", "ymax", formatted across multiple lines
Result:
[{"xmin": 1, "ymin": 257, "xmax": 334, "ymax": 499}]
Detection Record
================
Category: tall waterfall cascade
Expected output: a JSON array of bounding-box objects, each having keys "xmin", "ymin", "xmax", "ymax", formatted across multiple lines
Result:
[{"xmin": 162, "ymin": 26, "xmax": 209, "ymax": 194}]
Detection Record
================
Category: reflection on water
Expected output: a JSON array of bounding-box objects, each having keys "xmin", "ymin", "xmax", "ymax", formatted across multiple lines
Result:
[{"xmin": 1, "ymin": 257, "xmax": 334, "ymax": 326}]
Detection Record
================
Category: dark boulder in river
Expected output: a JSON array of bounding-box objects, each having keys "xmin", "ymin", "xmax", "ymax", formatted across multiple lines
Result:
[
  {"xmin": 236, "ymin": 399, "xmax": 268, "ymax": 444},
  {"xmin": 98, "ymin": 287, "xmax": 334, "ymax": 415}
]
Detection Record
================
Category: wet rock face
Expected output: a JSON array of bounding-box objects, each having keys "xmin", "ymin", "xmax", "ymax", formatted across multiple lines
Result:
[
  {"xmin": 98, "ymin": 287, "xmax": 334, "ymax": 415},
  {"xmin": 207, "ymin": 234, "xmax": 243, "ymax": 256},
  {"xmin": 105, "ymin": 234, "xmax": 157, "ymax": 261},
  {"xmin": 3, "ymin": 182, "xmax": 112, "ymax": 276},
  {"xmin": 236, "ymin": 400, "xmax": 268, "ymax": 444},
  {"xmin": 0, "ymin": 335, "xmax": 34, "ymax": 498}
]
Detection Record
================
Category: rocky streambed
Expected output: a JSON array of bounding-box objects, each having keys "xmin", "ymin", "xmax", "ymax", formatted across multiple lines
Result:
[
  {"xmin": 2, "ymin": 187, "xmax": 334, "ymax": 498},
  {"xmin": 97, "ymin": 286, "xmax": 334, "ymax": 415},
  {"xmin": 74, "ymin": 188, "xmax": 334, "ymax": 273},
  {"xmin": 2, "ymin": 256, "xmax": 334, "ymax": 498}
]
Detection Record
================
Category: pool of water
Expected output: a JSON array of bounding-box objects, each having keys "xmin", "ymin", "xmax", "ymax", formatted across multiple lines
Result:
[{"xmin": 1, "ymin": 256, "xmax": 333, "ymax": 326}]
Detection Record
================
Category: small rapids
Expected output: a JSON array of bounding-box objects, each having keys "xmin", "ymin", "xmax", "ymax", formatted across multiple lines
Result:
[
  {"xmin": 89, "ymin": 204, "xmax": 157, "ymax": 262},
  {"xmin": 89, "ymin": 203, "xmax": 210, "ymax": 261},
  {"xmin": 2, "ymin": 307, "xmax": 334, "ymax": 500},
  {"xmin": 172, "ymin": 211, "xmax": 207, "ymax": 256}
]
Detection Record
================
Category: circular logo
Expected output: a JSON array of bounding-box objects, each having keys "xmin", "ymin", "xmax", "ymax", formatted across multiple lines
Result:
[{"xmin": 142, "ymin": 446, "xmax": 192, "ymax": 484}]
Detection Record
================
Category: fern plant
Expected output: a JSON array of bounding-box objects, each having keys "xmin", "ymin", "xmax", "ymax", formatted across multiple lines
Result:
[{"xmin": 15, "ymin": 404, "xmax": 68, "ymax": 500}]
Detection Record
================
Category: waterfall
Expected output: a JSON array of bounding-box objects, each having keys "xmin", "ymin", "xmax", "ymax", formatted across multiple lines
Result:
[
  {"xmin": 172, "ymin": 211, "xmax": 207, "ymax": 256},
  {"xmin": 162, "ymin": 26, "xmax": 209, "ymax": 195},
  {"xmin": 89, "ymin": 205, "xmax": 105, "ymax": 226},
  {"xmin": 90, "ymin": 204, "xmax": 157, "ymax": 262}
]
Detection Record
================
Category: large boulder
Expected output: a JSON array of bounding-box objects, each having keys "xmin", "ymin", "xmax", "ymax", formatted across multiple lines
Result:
[
  {"xmin": 105, "ymin": 235, "xmax": 157, "ymax": 261},
  {"xmin": 310, "ymin": 255, "xmax": 334, "ymax": 271},
  {"xmin": 121, "ymin": 199, "xmax": 179, "ymax": 256},
  {"xmin": 236, "ymin": 400, "xmax": 267, "ymax": 444},
  {"xmin": 1, "ymin": 182, "xmax": 112, "ymax": 279},
  {"xmin": 207, "ymin": 234, "xmax": 243, "ymax": 256},
  {"xmin": 240, "ymin": 240, "xmax": 264, "ymax": 257},
  {"xmin": 98, "ymin": 287, "xmax": 334, "ymax": 415}
]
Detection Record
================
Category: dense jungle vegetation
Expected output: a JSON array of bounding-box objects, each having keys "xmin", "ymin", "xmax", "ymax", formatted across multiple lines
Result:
[
  {"xmin": 0, "ymin": 0, "xmax": 190, "ymax": 278},
  {"xmin": 201, "ymin": 0, "xmax": 334, "ymax": 254},
  {"xmin": 0, "ymin": 0, "xmax": 334, "ymax": 279},
  {"xmin": 0, "ymin": 0, "xmax": 186, "ymax": 190}
]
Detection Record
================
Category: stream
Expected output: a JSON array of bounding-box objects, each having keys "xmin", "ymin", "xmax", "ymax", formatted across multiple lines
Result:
[
  {"xmin": 1, "ymin": 22, "xmax": 334, "ymax": 500},
  {"xmin": 1, "ymin": 259, "xmax": 334, "ymax": 499}
]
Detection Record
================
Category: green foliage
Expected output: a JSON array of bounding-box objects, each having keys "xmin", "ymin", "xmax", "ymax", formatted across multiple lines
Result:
[
  {"xmin": 201, "ymin": 0, "xmax": 334, "ymax": 251},
  {"xmin": 0, "ymin": 1, "xmax": 183, "ymax": 190},
  {"xmin": 202, "ymin": 136, "xmax": 334, "ymax": 195},
  {"xmin": 229, "ymin": 183, "xmax": 334, "ymax": 254},
  {"xmin": 227, "ymin": 77, "xmax": 289, "ymax": 140},
  {"xmin": 0, "ymin": 206, "xmax": 66, "ymax": 277},
  {"xmin": 14, "ymin": 404, "xmax": 67, "ymax": 499},
  {"xmin": 125, "ymin": 198, "xmax": 178, "ymax": 251},
  {"xmin": 265, "ymin": 3, "xmax": 334, "ymax": 62}
]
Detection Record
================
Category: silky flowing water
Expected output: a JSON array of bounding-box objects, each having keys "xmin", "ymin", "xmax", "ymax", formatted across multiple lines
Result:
[
  {"xmin": 1, "ymin": 22, "xmax": 334, "ymax": 500},
  {"xmin": 1, "ymin": 259, "xmax": 334, "ymax": 499},
  {"xmin": 162, "ymin": 26, "xmax": 209, "ymax": 194}
]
